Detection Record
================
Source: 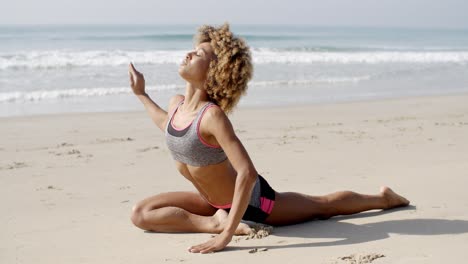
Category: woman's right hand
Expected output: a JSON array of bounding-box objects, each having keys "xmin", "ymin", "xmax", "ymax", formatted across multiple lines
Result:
[{"xmin": 129, "ymin": 63, "xmax": 146, "ymax": 95}]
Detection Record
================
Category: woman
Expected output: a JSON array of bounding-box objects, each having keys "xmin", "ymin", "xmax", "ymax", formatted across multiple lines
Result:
[{"xmin": 129, "ymin": 23, "xmax": 409, "ymax": 254}]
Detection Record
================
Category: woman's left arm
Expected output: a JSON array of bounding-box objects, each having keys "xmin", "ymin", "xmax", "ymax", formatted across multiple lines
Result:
[{"xmin": 188, "ymin": 107, "xmax": 258, "ymax": 254}]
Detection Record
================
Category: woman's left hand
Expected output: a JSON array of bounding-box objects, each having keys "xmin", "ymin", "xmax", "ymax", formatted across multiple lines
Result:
[{"xmin": 188, "ymin": 231, "xmax": 233, "ymax": 254}]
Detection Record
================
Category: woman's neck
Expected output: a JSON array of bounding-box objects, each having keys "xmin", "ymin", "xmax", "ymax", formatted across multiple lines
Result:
[{"xmin": 182, "ymin": 82, "xmax": 209, "ymax": 112}]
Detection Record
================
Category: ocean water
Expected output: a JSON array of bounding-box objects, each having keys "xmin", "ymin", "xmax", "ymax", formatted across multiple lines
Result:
[{"xmin": 1, "ymin": 25, "xmax": 468, "ymax": 117}]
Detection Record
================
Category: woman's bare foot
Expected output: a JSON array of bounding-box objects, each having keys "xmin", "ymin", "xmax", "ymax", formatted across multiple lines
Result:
[
  {"xmin": 212, "ymin": 209, "xmax": 252, "ymax": 235},
  {"xmin": 380, "ymin": 186, "xmax": 410, "ymax": 209}
]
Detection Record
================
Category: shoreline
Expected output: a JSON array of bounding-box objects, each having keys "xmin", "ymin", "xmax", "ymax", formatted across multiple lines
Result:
[
  {"xmin": 2, "ymin": 90, "xmax": 468, "ymax": 119},
  {"xmin": 2, "ymin": 92, "xmax": 468, "ymax": 263}
]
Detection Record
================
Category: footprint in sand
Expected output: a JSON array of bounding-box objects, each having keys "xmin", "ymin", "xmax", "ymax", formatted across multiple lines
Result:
[
  {"xmin": 50, "ymin": 149, "xmax": 91, "ymax": 158},
  {"xmin": 335, "ymin": 253, "xmax": 385, "ymax": 264},
  {"xmin": 248, "ymin": 248, "xmax": 268, "ymax": 254},
  {"xmin": 67, "ymin": 149, "xmax": 81, "ymax": 155},
  {"xmin": 164, "ymin": 258, "xmax": 187, "ymax": 262},
  {"xmin": 1, "ymin": 161, "xmax": 28, "ymax": 170},
  {"xmin": 137, "ymin": 146, "xmax": 160, "ymax": 152},
  {"xmin": 95, "ymin": 137, "xmax": 134, "ymax": 143},
  {"xmin": 36, "ymin": 185, "xmax": 63, "ymax": 191},
  {"xmin": 57, "ymin": 142, "xmax": 74, "ymax": 148}
]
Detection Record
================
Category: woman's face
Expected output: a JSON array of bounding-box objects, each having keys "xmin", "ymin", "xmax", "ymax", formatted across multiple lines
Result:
[{"xmin": 178, "ymin": 42, "xmax": 216, "ymax": 85}]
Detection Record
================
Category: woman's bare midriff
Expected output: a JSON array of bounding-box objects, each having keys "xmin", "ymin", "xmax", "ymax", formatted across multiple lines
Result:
[{"xmin": 174, "ymin": 159, "xmax": 237, "ymax": 206}]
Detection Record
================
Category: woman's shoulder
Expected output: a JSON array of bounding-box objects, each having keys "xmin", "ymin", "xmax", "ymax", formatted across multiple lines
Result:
[
  {"xmin": 200, "ymin": 102, "xmax": 233, "ymax": 134},
  {"xmin": 203, "ymin": 102, "xmax": 227, "ymax": 121}
]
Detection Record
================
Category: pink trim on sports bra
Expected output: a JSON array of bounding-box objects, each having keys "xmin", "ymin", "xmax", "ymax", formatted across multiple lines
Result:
[
  {"xmin": 170, "ymin": 117, "xmax": 193, "ymax": 131},
  {"xmin": 196, "ymin": 104, "xmax": 222, "ymax": 148},
  {"xmin": 170, "ymin": 101, "xmax": 195, "ymax": 131}
]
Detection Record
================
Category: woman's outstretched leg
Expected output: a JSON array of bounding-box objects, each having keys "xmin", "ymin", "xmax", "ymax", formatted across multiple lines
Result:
[
  {"xmin": 130, "ymin": 191, "xmax": 251, "ymax": 234},
  {"xmin": 265, "ymin": 186, "xmax": 409, "ymax": 226}
]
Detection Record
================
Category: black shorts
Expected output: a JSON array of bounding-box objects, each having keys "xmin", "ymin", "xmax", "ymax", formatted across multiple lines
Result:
[{"xmin": 224, "ymin": 175, "xmax": 276, "ymax": 223}]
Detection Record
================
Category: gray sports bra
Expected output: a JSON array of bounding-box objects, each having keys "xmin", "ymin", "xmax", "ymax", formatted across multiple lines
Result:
[{"xmin": 165, "ymin": 100, "xmax": 228, "ymax": 167}]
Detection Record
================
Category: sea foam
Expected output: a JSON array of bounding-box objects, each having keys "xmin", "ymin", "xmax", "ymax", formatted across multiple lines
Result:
[
  {"xmin": 0, "ymin": 84, "xmax": 183, "ymax": 103},
  {"xmin": 0, "ymin": 77, "xmax": 372, "ymax": 103},
  {"xmin": 2, "ymin": 49, "xmax": 468, "ymax": 70}
]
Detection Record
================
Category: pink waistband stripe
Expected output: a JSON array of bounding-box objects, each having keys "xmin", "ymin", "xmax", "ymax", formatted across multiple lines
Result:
[
  {"xmin": 208, "ymin": 197, "xmax": 275, "ymax": 214},
  {"xmin": 260, "ymin": 197, "xmax": 275, "ymax": 214}
]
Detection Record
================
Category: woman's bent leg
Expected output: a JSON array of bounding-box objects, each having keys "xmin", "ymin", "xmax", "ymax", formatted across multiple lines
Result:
[
  {"xmin": 265, "ymin": 186, "xmax": 409, "ymax": 226},
  {"xmin": 130, "ymin": 191, "xmax": 251, "ymax": 234}
]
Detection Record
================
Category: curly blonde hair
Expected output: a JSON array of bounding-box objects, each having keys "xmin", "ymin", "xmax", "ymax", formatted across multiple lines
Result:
[{"xmin": 194, "ymin": 23, "xmax": 253, "ymax": 113}]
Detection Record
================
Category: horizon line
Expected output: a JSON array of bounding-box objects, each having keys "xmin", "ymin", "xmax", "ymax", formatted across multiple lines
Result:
[{"xmin": 1, "ymin": 23, "xmax": 468, "ymax": 31}]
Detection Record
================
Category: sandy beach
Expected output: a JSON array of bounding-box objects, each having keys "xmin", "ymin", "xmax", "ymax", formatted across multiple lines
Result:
[{"xmin": 1, "ymin": 93, "xmax": 468, "ymax": 263}]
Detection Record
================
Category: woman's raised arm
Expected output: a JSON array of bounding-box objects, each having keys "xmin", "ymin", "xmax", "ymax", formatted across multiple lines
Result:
[{"xmin": 129, "ymin": 63, "xmax": 168, "ymax": 131}]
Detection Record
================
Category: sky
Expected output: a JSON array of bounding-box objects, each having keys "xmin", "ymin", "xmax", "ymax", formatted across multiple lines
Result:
[{"xmin": 1, "ymin": 0, "xmax": 467, "ymax": 29}]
